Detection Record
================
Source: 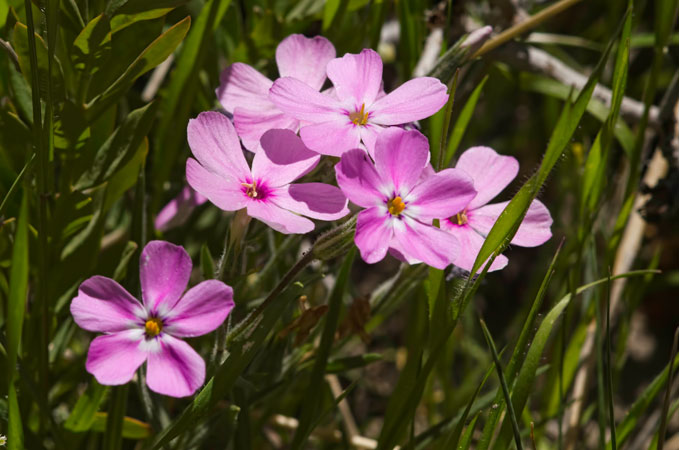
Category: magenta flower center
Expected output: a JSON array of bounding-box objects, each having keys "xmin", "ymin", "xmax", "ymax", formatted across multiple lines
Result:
[
  {"xmin": 145, "ymin": 317, "xmax": 163, "ymax": 337},
  {"xmin": 387, "ymin": 196, "xmax": 405, "ymax": 216},
  {"xmin": 349, "ymin": 103, "xmax": 369, "ymax": 126}
]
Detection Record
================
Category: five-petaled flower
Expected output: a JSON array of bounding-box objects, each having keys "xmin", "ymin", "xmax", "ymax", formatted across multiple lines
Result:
[
  {"xmin": 270, "ymin": 48, "xmax": 449, "ymax": 157},
  {"xmin": 441, "ymin": 146, "xmax": 553, "ymax": 272},
  {"xmin": 186, "ymin": 111, "xmax": 350, "ymax": 234},
  {"xmin": 217, "ymin": 34, "xmax": 336, "ymax": 151},
  {"xmin": 335, "ymin": 128, "xmax": 477, "ymax": 269},
  {"xmin": 70, "ymin": 241, "xmax": 235, "ymax": 397}
]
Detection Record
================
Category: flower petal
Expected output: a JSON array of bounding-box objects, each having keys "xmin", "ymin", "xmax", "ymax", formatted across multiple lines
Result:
[
  {"xmin": 276, "ymin": 34, "xmax": 336, "ymax": 90},
  {"xmin": 359, "ymin": 123, "xmax": 383, "ymax": 159},
  {"xmin": 146, "ymin": 334, "xmax": 205, "ymax": 397},
  {"xmin": 252, "ymin": 129, "xmax": 320, "ymax": 187},
  {"xmin": 439, "ymin": 222, "xmax": 508, "ymax": 272},
  {"xmin": 406, "ymin": 168, "xmax": 476, "ymax": 220},
  {"xmin": 216, "ymin": 63, "xmax": 273, "ymax": 112},
  {"xmin": 374, "ymin": 128, "xmax": 429, "ymax": 196},
  {"xmin": 246, "ymin": 200, "xmax": 315, "ymax": 234},
  {"xmin": 71, "ymin": 276, "xmax": 145, "ymax": 333},
  {"xmin": 455, "ymin": 146, "xmax": 519, "ymax": 209},
  {"xmin": 163, "ymin": 280, "xmax": 234, "ymax": 337},
  {"xmin": 355, "ymin": 207, "xmax": 393, "ymax": 264},
  {"xmin": 234, "ymin": 107, "xmax": 299, "ymax": 152},
  {"xmin": 469, "ymin": 199, "xmax": 553, "ymax": 247},
  {"xmin": 335, "ymin": 149, "xmax": 386, "ymax": 208},
  {"xmin": 326, "ymin": 49, "xmax": 383, "ymax": 105},
  {"xmin": 299, "ymin": 119, "xmax": 361, "ymax": 156},
  {"xmin": 370, "ymin": 77, "xmax": 448, "ymax": 125},
  {"xmin": 85, "ymin": 330, "xmax": 147, "ymax": 385},
  {"xmin": 155, "ymin": 186, "xmax": 207, "ymax": 232},
  {"xmin": 271, "ymin": 183, "xmax": 349, "ymax": 221},
  {"xmin": 186, "ymin": 158, "xmax": 248, "ymax": 212},
  {"xmin": 140, "ymin": 241, "xmax": 192, "ymax": 314},
  {"xmin": 392, "ymin": 216, "xmax": 459, "ymax": 270},
  {"xmin": 187, "ymin": 111, "xmax": 251, "ymax": 180},
  {"xmin": 269, "ymin": 77, "xmax": 343, "ymax": 123}
]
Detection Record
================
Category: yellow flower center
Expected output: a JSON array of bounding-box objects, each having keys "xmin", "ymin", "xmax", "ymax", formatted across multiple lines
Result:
[
  {"xmin": 145, "ymin": 317, "xmax": 163, "ymax": 337},
  {"xmin": 242, "ymin": 180, "xmax": 259, "ymax": 198},
  {"xmin": 349, "ymin": 103, "xmax": 369, "ymax": 126},
  {"xmin": 455, "ymin": 211, "xmax": 468, "ymax": 225},
  {"xmin": 387, "ymin": 196, "xmax": 405, "ymax": 216}
]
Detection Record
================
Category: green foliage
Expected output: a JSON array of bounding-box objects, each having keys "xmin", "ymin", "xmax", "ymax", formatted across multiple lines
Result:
[{"xmin": 1, "ymin": 0, "xmax": 677, "ymax": 448}]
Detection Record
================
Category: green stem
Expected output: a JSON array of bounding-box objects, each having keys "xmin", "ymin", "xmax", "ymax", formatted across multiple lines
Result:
[
  {"xmin": 225, "ymin": 250, "xmax": 314, "ymax": 346},
  {"xmin": 472, "ymin": 0, "xmax": 584, "ymax": 58}
]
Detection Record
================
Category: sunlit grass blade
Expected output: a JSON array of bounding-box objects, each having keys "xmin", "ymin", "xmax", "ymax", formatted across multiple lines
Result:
[
  {"xmin": 469, "ymin": 9, "xmax": 623, "ymax": 276},
  {"xmin": 291, "ymin": 249, "xmax": 355, "ymax": 448},
  {"xmin": 64, "ymin": 380, "xmax": 109, "ymax": 432},
  {"xmin": 480, "ymin": 319, "xmax": 524, "ymax": 450},
  {"xmin": 493, "ymin": 270, "xmax": 659, "ymax": 448},
  {"xmin": 0, "ymin": 153, "xmax": 35, "ymax": 217},
  {"xmin": 478, "ymin": 239, "xmax": 563, "ymax": 450},
  {"xmin": 444, "ymin": 74, "xmax": 488, "ymax": 166},
  {"xmin": 7, "ymin": 195, "xmax": 28, "ymax": 450},
  {"xmin": 459, "ymin": 413, "xmax": 480, "ymax": 450}
]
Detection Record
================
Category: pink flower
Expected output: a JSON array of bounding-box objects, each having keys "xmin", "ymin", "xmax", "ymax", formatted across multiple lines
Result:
[
  {"xmin": 270, "ymin": 49, "xmax": 448, "ymax": 157},
  {"xmin": 335, "ymin": 128, "xmax": 476, "ymax": 269},
  {"xmin": 154, "ymin": 186, "xmax": 207, "ymax": 232},
  {"xmin": 186, "ymin": 111, "xmax": 350, "ymax": 234},
  {"xmin": 70, "ymin": 241, "xmax": 234, "ymax": 397},
  {"xmin": 216, "ymin": 34, "xmax": 336, "ymax": 151},
  {"xmin": 441, "ymin": 146, "xmax": 553, "ymax": 272}
]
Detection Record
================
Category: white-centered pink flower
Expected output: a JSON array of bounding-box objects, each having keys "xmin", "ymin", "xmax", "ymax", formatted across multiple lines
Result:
[
  {"xmin": 186, "ymin": 111, "xmax": 349, "ymax": 234},
  {"xmin": 441, "ymin": 146, "xmax": 553, "ymax": 272},
  {"xmin": 269, "ymin": 48, "xmax": 449, "ymax": 157},
  {"xmin": 216, "ymin": 34, "xmax": 336, "ymax": 151},
  {"xmin": 335, "ymin": 128, "xmax": 476, "ymax": 269},
  {"xmin": 70, "ymin": 241, "xmax": 234, "ymax": 397}
]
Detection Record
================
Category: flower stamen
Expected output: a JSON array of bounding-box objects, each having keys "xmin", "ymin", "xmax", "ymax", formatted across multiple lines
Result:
[
  {"xmin": 145, "ymin": 317, "xmax": 163, "ymax": 337},
  {"xmin": 242, "ymin": 181, "xmax": 259, "ymax": 198},
  {"xmin": 349, "ymin": 103, "xmax": 369, "ymax": 126},
  {"xmin": 455, "ymin": 210, "xmax": 468, "ymax": 225},
  {"xmin": 387, "ymin": 196, "xmax": 405, "ymax": 216}
]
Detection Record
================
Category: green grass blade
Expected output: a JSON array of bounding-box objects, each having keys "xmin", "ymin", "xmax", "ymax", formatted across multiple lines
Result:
[
  {"xmin": 64, "ymin": 380, "xmax": 109, "ymax": 432},
  {"xmin": 470, "ymin": 13, "xmax": 621, "ymax": 276},
  {"xmin": 494, "ymin": 270, "xmax": 658, "ymax": 448},
  {"xmin": 437, "ymin": 358, "xmax": 496, "ymax": 450},
  {"xmin": 291, "ymin": 249, "xmax": 355, "ymax": 448},
  {"xmin": 605, "ymin": 274, "xmax": 617, "ymax": 450},
  {"xmin": 151, "ymin": 0, "xmax": 230, "ymax": 208},
  {"xmin": 444, "ymin": 75, "xmax": 488, "ymax": 166},
  {"xmin": 480, "ymin": 319, "xmax": 524, "ymax": 450},
  {"xmin": 478, "ymin": 239, "xmax": 563, "ymax": 450},
  {"xmin": 86, "ymin": 16, "xmax": 191, "ymax": 121},
  {"xmin": 6, "ymin": 195, "xmax": 29, "ymax": 450},
  {"xmin": 0, "ymin": 153, "xmax": 35, "ymax": 217},
  {"xmin": 435, "ymin": 69, "xmax": 459, "ymax": 170},
  {"xmin": 656, "ymin": 327, "xmax": 679, "ymax": 450},
  {"xmin": 149, "ymin": 279, "xmax": 309, "ymax": 449},
  {"xmin": 458, "ymin": 413, "xmax": 480, "ymax": 450}
]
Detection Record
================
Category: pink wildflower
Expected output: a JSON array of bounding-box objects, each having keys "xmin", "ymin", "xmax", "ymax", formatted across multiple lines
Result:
[
  {"xmin": 155, "ymin": 186, "xmax": 207, "ymax": 232},
  {"xmin": 70, "ymin": 241, "xmax": 234, "ymax": 397},
  {"xmin": 216, "ymin": 34, "xmax": 336, "ymax": 151},
  {"xmin": 269, "ymin": 48, "xmax": 448, "ymax": 157},
  {"xmin": 335, "ymin": 128, "xmax": 476, "ymax": 269},
  {"xmin": 186, "ymin": 111, "xmax": 349, "ymax": 234},
  {"xmin": 441, "ymin": 146, "xmax": 553, "ymax": 272}
]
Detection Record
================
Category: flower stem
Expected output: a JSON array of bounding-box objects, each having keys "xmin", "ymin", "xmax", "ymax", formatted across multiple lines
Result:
[
  {"xmin": 472, "ymin": 0, "xmax": 584, "ymax": 59},
  {"xmin": 226, "ymin": 250, "xmax": 314, "ymax": 346}
]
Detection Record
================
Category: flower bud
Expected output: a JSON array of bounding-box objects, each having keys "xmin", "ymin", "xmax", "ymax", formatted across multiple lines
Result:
[{"xmin": 311, "ymin": 214, "xmax": 357, "ymax": 261}]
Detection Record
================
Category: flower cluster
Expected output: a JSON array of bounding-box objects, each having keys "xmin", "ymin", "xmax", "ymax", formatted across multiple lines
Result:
[{"xmin": 72, "ymin": 34, "xmax": 552, "ymax": 398}]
